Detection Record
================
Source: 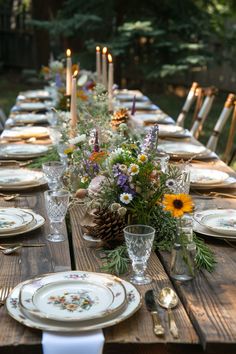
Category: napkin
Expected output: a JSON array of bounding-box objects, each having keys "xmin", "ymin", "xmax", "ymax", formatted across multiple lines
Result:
[{"xmin": 42, "ymin": 330, "xmax": 104, "ymax": 354}]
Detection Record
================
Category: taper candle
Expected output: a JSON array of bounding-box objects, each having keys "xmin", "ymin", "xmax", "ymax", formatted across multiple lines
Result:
[
  {"xmin": 70, "ymin": 70, "xmax": 78, "ymax": 129},
  {"xmin": 96, "ymin": 46, "xmax": 101, "ymax": 83},
  {"xmin": 66, "ymin": 49, "xmax": 72, "ymax": 95},
  {"xmin": 102, "ymin": 47, "xmax": 107, "ymax": 89},
  {"xmin": 108, "ymin": 53, "xmax": 113, "ymax": 111}
]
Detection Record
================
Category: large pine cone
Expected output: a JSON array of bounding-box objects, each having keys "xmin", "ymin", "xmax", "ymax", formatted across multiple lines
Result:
[
  {"xmin": 83, "ymin": 208, "xmax": 126, "ymax": 248},
  {"xmin": 111, "ymin": 108, "xmax": 130, "ymax": 130}
]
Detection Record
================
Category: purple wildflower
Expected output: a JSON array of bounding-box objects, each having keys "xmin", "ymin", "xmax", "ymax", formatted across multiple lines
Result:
[
  {"xmin": 55, "ymin": 73, "xmax": 62, "ymax": 88},
  {"xmin": 141, "ymin": 124, "xmax": 159, "ymax": 154},
  {"xmin": 112, "ymin": 164, "xmax": 120, "ymax": 177},
  {"xmin": 117, "ymin": 174, "xmax": 128, "ymax": 187},
  {"xmin": 94, "ymin": 130, "xmax": 100, "ymax": 152},
  {"xmin": 131, "ymin": 95, "xmax": 136, "ymax": 116}
]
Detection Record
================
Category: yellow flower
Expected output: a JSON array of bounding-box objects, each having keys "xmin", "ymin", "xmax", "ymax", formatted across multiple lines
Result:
[
  {"xmin": 138, "ymin": 153, "xmax": 148, "ymax": 164},
  {"xmin": 64, "ymin": 147, "xmax": 74, "ymax": 155},
  {"xmin": 162, "ymin": 193, "xmax": 193, "ymax": 218}
]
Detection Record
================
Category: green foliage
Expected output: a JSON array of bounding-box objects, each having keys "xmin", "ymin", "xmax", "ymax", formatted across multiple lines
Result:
[
  {"xmin": 28, "ymin": 147, "xmax": 59, "ymax": 169},
  {"xmin": 194, "ymin": 234, "xmax": 216, "ymax": 272},
  {"xmin": 29, "ymin": 0, "xmax": 236, "ymax": 81},
  {"xmin": 101, "ymin": 244, "xmax": 130, "ymax": 275}
]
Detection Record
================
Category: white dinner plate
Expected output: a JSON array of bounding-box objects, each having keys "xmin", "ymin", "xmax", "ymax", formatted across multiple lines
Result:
[
  {"xmin": 132, "ymin": 112, "xmax": 175, "ymax": 125},
  {"xmin": 0, "ymin": 208, "xmax": 34, "ymax": 233},
  {"xmin": 0, "ymin": 209, "xmax": 44, "ymax": 238},
  {"xmin": 7, "ymin": 272, "xmax": 141, "ymax": 332},
  {"xmin": 0, "ymin": 169, "xmax": 44, "ymax": 186},
  {"xmin": 1, "ymin": 126, "xmax": 49, "ymax": 140},
  {"xmin": 195, "ymin": 209, "xmax": 236, "ymax": 236},
  {"xmin": 158, "ymin": 142, "xmax": 211, "ymax": 159},
  {"xmin": 15, "ymin": 102, "xmax": 47, "ymax": 111},
  {"xmin": 17, "ymin": 90, "xmax": 51, "ymax": 100},
  {"xmin": 189, "ymin": 167, "xmax": 229, "ymax": 185},
  {"xmin": 19, "ymin": 273, "xmax": 126, "ymax": 322},
  {"xmin": 0, "ymin": 144, "xmax": 49, "ymax": 159},
  {"xmin": 193, "ymin": 220, "xmax": 236, "ymax": 240},
  {"xmin": 115, "ymin": 94, "xmax": 149, "ymax": 102},
  {"xmin": 118, "ymin": 102, "xmax": 158, "ymax": 111},
  {"xmin": 9, "ymin": 113, "xmax": 49, "ymax": 125}
]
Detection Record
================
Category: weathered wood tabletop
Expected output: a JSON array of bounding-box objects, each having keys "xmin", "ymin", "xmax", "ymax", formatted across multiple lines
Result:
[
  {"xmin": 0, "ymin": 99, "xmax": 235, "ymax": 354},
  {"xmin": 0, "ymin": 157, "xmax": 235, "ymax": 354}
]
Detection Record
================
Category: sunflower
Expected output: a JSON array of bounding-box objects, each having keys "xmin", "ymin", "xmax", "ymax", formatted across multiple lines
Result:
[{"xmin": 162, "ymin": 193, "xmax": 193, "ymax": 218}]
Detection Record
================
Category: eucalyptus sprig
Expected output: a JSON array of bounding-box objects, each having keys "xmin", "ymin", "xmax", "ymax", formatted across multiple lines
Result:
[
  {"xmin": 194, "ymin": 234, "xmax": 216, "ymax": 272},
  {"xmin": 100, "ymin": 244, "xmax": 130, "ymax": 275}
]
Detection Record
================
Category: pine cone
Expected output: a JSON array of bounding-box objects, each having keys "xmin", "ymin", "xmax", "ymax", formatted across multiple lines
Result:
[
  {"xmin": 83, "ymin": 208, "xmax": 126, "ymax": 248},
  {"xmin": 111, "ymin": 108, "xmax": 130, "ymax": 130}
]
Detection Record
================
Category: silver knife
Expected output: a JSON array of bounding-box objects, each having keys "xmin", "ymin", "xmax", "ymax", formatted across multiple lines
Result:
[{"xmin": 145, "ymin": 290, "xmax": 165, "ymax": 336}]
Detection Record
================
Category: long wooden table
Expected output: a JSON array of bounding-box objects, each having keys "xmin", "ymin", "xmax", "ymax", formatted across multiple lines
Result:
[
  {"xmin": 0, "ymin": 89, "xmax": 236, "ymax": 353},
  {"xmin": 0, "ymin": 159, "xmax": 235, "ymax": 354}
]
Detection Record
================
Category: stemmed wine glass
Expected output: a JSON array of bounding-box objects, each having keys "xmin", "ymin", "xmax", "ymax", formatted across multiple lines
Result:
[
  {"xmin": 44, "ymin": 189, "xmax": 70, "ymax": 242},
  {"xmin": 124, "ymin": 225, "xmax": 155, "ymax": 285}
]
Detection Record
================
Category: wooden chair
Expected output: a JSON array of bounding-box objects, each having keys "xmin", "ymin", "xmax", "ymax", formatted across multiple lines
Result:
[
  {"xmin": 222, "ymin": 101, "xmax": 236, "ymax": 164},
  {"xmin": 176, "ymin": 82, "xmax": 199, "ymax": 127},
  {"xmin": 0, "ymin": 108, "xmax": 6, "ymax": 131},
  {"xmin": 207, "ymin": 93, "xmax": 235, "ymax": 152},
  {"xmin": 190, "ymin": 86, "xmax": 217, "ymax": 139}
]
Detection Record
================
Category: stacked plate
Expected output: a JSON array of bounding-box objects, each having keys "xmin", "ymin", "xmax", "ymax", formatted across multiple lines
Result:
[
  {"xmin": 132, "ymin": 112, "xmax": 175, "ymax": 125},
  {"xmin": 0, "ymin": 208, "xmax": 45, "ymax": 238},
  {"xmin": 117, "ymin": 101, "xmax": 159, "ymax": 111},
  {"xmin": 7, "ymin": 271, "xmax": 141, "ymax": 332},
  {"xmin": 1, "ymin": 126, "xmax": 50, "ymax": 141},
  {"xmin": 11, "ymin": 102, "xmax": 49, "ymax": 112},
  {"xmin": 0, "ymin": 144, "xmax": 49, "ymax": 159},
  {"xmin": 145, "ymin": 124, "xmax": 191, "ymax": 139},
  {"xmin": 189, "ymin": 167, "xmax": 236, "ymax": 189},
  {"xmin": 0, "ymin": 168, "xmax": 46, "ymax": 190},
  {"xmin": 158, "ymin": 142, "xmax": 213, "ymax": 160},
  {"xmin": 6, "ymin": 113, "xmax": 50, "ymax": 126},
  {"xmin": 194, "ymin": 209, "xmax": 236, "ymax": 240},
  {"xmin": 17, "ymin": 90, "xmax": 51, "ymax": 101}
]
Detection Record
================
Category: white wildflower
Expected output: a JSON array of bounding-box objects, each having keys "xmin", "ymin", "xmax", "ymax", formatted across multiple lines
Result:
[
  {"xmin": 128, "ymin": 163, "xmax": 139, "ymax": 176},
  {"xmin": 138, "ymin": 153, "xmax": 148, "ymax": 164},
  {"xmin": 120, "ymin": 193, "xmax": 133, "ymax": 205},
  {"xmin": 69, "ymin": 134, "xmax": 86, "ymax": 145}
]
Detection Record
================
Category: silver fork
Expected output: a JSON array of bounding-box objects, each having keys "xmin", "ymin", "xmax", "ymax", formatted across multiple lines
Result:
[{"xmin": 0, "ymin": 285, "xmax": 12, "ymax": 306}]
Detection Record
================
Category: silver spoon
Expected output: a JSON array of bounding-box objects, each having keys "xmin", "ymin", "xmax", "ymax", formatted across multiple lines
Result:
[
  {"xmin": 1, "ymin": 245, "xmax": 22, "ymax": 255},
  {"xmin": 157, "ymin": 287, "xmax": 179, "ymax": 339}
]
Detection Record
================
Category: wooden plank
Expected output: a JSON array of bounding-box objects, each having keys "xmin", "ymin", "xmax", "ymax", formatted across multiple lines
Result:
[
  {"xmin": 69, "ymin": 205, "xmax": 199, "ymax": 353},
  {"xmin": 0, "ymin": 191, "xmax": 72, "ymax": 354},
  {"xmin": 158, "ymin": 196, "xmax": 236, "ymax": 353}
]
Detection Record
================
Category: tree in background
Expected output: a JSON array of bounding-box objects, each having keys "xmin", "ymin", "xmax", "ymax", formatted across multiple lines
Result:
[{"xmin": 13, "ymin": 0, "xmax": 236, "ymax": 87}]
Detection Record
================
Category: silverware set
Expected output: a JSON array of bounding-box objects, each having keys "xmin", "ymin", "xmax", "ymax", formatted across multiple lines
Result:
[
  {"xmin": 0, "ymin": 243, "xmax": 45, "ymax": 255},
  {"xmin": 145, "ymin": 288, "xmax": 179, "ymax": 339}
]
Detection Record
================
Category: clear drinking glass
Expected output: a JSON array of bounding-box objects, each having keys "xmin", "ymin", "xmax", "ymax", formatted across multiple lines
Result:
[
  {"xmin": 42, "ymin": 161, "xmax": 66, "ymax": 190},
  {"xmin": 155, "ymin": 150, "xmax": 170, "ymax": 172},
  {"xmin": 124, "ymin": 225, "xmax": 155, "ymax": 285},
  {"xmin": 44, "ymin": 189, "xmax": 70, "ymax": 242}
]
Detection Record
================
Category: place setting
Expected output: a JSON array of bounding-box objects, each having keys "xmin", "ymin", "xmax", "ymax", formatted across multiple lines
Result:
[
  {"xmin": 5, "ymin": 113, "xmax": 51, "ymax": 126},
  {"xmin": 1, "ymin": 126, "xmax": 50, "ymax": 141},
  {"xmin": 193, "ymin": 209, "xmax": 236, "ymax": 240},
  {"xmin": 188, "ymin": 166, "xmax": 236, "ymax": 190},
  {"xmin": 0, "ymin": 144, "xmax": 49, "ymax": 160},
  {"xmin": 0, "ymin": 207, "xmax": 45, "ymax": 239},
  {"xmin": 6, "ymin": 270, "xmax": 142, "ymax": 332},
  {"xmin": 0, "ymin": 168, "xmax": 46, "ymax": 190},
  {"xmin": 158, "ymin": 141, "xmax": 216, "ymax": 160}
]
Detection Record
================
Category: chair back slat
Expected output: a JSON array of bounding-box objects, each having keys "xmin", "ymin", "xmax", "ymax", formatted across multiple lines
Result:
[
  {"xmin": 222, "ymin": 103, "xmax": 236, "ymax": 164},
  {"xmin": 176, "ymin": 82, "xmax": 198, "ymax": 127},
  {"xmin": 190, "ymin": 87, "xmax": 217, "ymax": 139},
  {"xmin": 207, "ymin": 93, "xmax": 235, "ymax": 152}
]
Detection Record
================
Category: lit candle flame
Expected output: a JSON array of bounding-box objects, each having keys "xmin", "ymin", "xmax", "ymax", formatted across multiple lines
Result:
[
  {"xmin": 66, "ymin": 49, "xmax": 71, "ymax": 57},
  {"xmin": 108, "ymin": 54, "xmax": 112, "ymax": 63},
  {"xmin": 96, "ymin": 46, "xmax": 100, "ymax": 52},
  {"xmin": 102, "ymin": 47, "xmax": 107, "ymax": 55},
  {"xmin": 73, "ymin": 70, "xmax": 78, "ymax": 78}
]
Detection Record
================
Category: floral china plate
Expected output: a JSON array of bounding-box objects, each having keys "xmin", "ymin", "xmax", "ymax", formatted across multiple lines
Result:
[
  {"xmin": 19, "ymin": 271, "xmax": 127, "ymax": 322},
  {"xmin": 0, "ymin": 208, "xmax": 34, "ymax": 233},
  {"xmin": 7, "ymin": 272, "xmax": 142, "ymax": 332},
  {"xmin": 0, "ymin": 209, "xmax": 44, "ymax": 238},
  {"xmin": 194, "ymin": 209, "xmax": 236, "ymax": 236}
]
